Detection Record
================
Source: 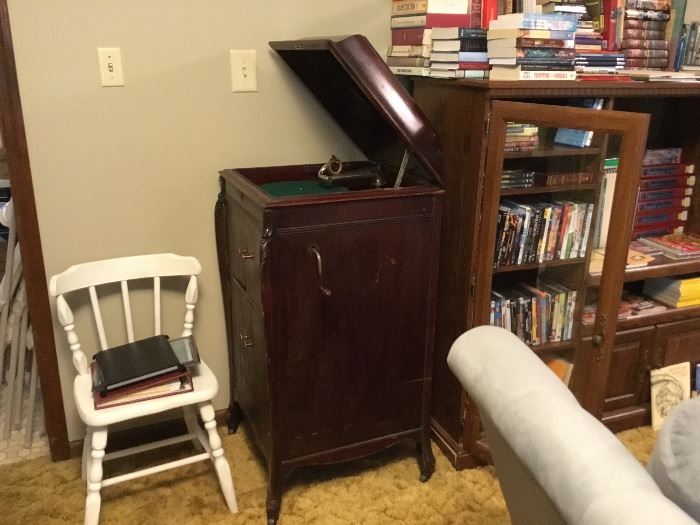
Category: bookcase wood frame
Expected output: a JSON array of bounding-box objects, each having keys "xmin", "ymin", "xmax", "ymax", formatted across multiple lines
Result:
[{"xmin": 411, "ymin": 79, "xmax": 700, "ymax": 470}]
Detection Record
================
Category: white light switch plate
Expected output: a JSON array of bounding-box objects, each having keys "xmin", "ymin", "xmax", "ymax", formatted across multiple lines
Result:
[
  {"xmin": 230, "ymin": 50, "xmax": 257, "ymax": 92},
  {"xmin": 97, "ymin": 47, "xmax": 124, "ymax": 87}
]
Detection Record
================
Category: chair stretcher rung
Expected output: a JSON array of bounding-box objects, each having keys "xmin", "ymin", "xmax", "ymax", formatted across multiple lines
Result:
[
  {"xmin": 104, "ymin": 433, "xmax": 196, "ymax": 462},
  {"xmin": 102, "ymin": 451, "xmax": 210, "ymax": 487}
]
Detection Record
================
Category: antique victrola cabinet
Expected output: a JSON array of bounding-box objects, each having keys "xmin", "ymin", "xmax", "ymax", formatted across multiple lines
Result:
[{"xmin": 215, "ymin": 35, "xmax": 444, "ymax": 524}]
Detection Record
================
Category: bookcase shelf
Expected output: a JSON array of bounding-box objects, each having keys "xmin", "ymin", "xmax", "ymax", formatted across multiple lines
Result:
[
  {"xmin": 503, "ymin": 145, "xmax": 601, "ymax": 159},
  {"xmin": 588, "ymin": 256, "xmax": 700, "ymax": 286},
  {"xmin": 529, "ymin": 340, "xmax": 576, "ymax": 354},
  {"xmin": 493, "ymin": 257, "xmax": 585, "ymax": 274},
  {"xmin": 500, "ymin": 183, "xmax": 597, "ymax": 196}
]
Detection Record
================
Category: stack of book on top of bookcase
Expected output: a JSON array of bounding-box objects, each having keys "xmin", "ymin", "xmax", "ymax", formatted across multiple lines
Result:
[
  {"xmin": 643, "ymin": 274, "xmax": 700, "ymax": 308},
  {"xmin": 632, "ymin": 148, "xmax": 695, "ymax": 239},
  {"xmin": 621, "ymin": 0, "xmax": 671, "ymax": 70},
  {"xmin": 90, "ymin": 335, "xmax": 199, "ymax": 409},
  {"xmin": 486, "ymin": 12, "xmax": 579, "ymax": 80},
  {"xmin": 388, "ymin": 0, "xmax": 482, "ymax": 78},
  {"xmin": 430, "ymin": 26, "xmax": 489, "ymax": 78}
]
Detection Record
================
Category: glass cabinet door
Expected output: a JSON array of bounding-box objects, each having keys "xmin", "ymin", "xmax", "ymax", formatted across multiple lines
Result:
[{"xmin": 474, "ymin": 100, "xmax": 649, "ymax": 417}]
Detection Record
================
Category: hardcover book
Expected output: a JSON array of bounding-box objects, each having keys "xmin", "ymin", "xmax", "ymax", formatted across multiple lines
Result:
[{"xmin": 92, "ymin": 335, "xmax": 183, "ymax": 395}]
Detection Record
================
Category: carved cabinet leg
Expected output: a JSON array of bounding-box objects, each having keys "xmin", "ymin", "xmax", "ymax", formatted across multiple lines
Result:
[
  {"xmin": 417, "ymin": 436, "xmax": 435, "ymax": 482},
  {"xmin": 228, "ymin": 400, "xmax": 243, "ymax": 434},
  {"xmin": 266, "ymin": 464, "xmax": 282, "ymax": 525}
]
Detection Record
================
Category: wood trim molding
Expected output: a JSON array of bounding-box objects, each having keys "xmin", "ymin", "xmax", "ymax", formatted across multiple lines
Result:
[{"xmin": 0, "ymin": 0, "xmax": 69, "ymax": 460}]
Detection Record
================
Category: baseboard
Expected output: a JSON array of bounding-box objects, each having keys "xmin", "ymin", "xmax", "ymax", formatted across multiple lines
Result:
[{"xmin": 68, "ymin": 407, "xmax": 229, "ymax": 459}]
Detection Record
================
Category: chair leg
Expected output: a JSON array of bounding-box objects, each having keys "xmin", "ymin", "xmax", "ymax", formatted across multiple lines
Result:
[
  {"xmin": 82, "ymin": 426, "xmax": 94, "ymax": 481},
  {"xmin": 23, "ymin": 351, "xmax": 38, "ymax": 449},
  {"xmin": 199, "ymin": 402, "xmax": 238, "ymax": 513},
  {"xmin": 182, "ymin": 406, "xmax": 205, "ymax": 452},
  {"xmin": 84, "ymin": 427, "xmax": 107, "ymax": 525}
]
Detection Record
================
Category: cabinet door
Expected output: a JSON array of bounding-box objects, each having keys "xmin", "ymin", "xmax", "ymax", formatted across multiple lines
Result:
[
  {"xmin": 657, "ymin": 318, "xmax": 700, "ymax": 390},
  {"xmin": 603, "ymin": 326, "xmax": 655, "ymax": 411},
  {"xmin": 265, "ymin": 214, "xmax": 435, "ymax": 459},
  {"xmin": 474, "ymin": 100, "xmax": 649, "ymax": 418}
]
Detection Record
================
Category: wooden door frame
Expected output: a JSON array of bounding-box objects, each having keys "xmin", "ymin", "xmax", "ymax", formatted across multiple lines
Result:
[{"xmin": 0, "ymin": 0, "xmax": 70, "ymax": 460}]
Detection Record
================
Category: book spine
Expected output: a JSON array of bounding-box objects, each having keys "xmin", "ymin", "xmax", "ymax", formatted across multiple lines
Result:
[
  {"xmin": 624, "ymin": 18, "xmax": 666, "ymax": 30},
  {"xmin": 621, "ymin": 39, "xmax": 669, "ymax": 50},
  {"xmin": 624, "ymin": 49, "xmax": 669, "ymax": 58},
  {"xmin": 391, "ymin": 0, "xmax": 429, "ymax": 17},
  {"xmin": 386, "ymin": 56, "xmax": 430, "ymax": 67},
  {"xmin": 391, "ymin": 27, "xmax": 432, "ymax": 45},
  {"xmin": 638, "ymin": 186, "xmax": 693, "ymax": 201},
  {"xmin": 625, "ymin": 57, "xmax": 669, "ymax": 68},
  {"xmin": 470, "ymin": 0, "xmax": 483, "ymax": 30},
  {"xmin": 640, "ymin": 174, "xmax": 696, "ymax": 190},
  {"xmin": 512, "ymin": 68, "xmax": 576, "ymax": 80},
  {"xmin": 387, "ymin": 44, "xmax": 432, "ymax": 57},
  {"xmin": 389, "ymin": 65, "xmax": 431, "ymax": 76},
  {"xmin": 391, "ymin": 14, "xmax": 427, "ymax": 29},
  {"xmin": 622, "ymin": 28, "xmax": 665, "ymax": 40},
  {"xmin": 424, "ymin": 12, "xmax": 474, "ymax": 28},
  {"xmin": 637, "ymin": 197, "xmax": 691, "ymax": 212},
  {"xmin": 482, "ymin": 0, "xmax": 499, "ymax": 29},
  {"xmin": 516, "ymin": 38, "xmax": 575, "ymax": 48}
]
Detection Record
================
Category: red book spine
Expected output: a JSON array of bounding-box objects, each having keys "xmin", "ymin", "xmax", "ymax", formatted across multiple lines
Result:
[
  {"xmin": 424, "ymin": 12, "xmax": 472, "ymax": 28},
  {"xmin": 470, "ymin": 0, "xmax": 483, "ymax": 29},
  {"xmin": 391, "ymin": 28, "xmax": 431, "ymax": 46},
  {"xmin": 481, "ymin": 0, "xmax": 499, "ymax": 29},
  {"xmin": 457, "ymin": 62, "xmax": 491, "ymax": 70},
  {"xmin": 602, "ymin": 0, "xmax": 618, "ymax": 51}
]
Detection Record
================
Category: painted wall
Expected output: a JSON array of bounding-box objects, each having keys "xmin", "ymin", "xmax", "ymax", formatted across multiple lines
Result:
[{"xmin": 8, "ymin": 0, "xmax": 391, "ymax": 441}]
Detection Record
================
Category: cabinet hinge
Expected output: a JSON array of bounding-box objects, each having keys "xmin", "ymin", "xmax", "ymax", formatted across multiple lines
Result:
[
  {"xmin": 484, "ymin": 114, "xmax": 491, "ymax": 137},
  {"xmin": 469, "ymin": 274, "xmax": 477, "ymax": 298}
]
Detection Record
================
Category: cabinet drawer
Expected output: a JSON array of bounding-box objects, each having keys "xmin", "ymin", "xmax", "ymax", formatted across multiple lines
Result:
[
  {"xmin": 657, "ymin": 318, "xmax": 700, "ymax": 391},
  {"xmin": 228, "ymin": 201, "xmax": 263, "ymax": 304},
  {"xmin": 231, "ymin": 280, "xmax": 270, "ymax": 455}
]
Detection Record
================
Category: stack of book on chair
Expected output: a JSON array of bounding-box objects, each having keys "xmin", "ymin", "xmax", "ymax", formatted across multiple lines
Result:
[
  {"xmin": 486, "ymin": 12, "xmax": 578, "ymax": 80},
  {"xmin": 91, "ymin": 334, "xmax": 199, "ymax": 409},
  {"xmin": 643, "ymin": 275, "xmax": 700, "ymax": 309}
]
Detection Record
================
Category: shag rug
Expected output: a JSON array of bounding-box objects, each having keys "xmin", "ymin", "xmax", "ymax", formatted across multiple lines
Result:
[{"xmin": 0, "ymin": 424, "xmax": 655, "ymax": 524}]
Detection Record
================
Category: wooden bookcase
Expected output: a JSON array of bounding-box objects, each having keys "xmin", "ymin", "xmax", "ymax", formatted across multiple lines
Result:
[{"xmin": 412, "ymin": 80, "xmax": 700, "ymax": 469}]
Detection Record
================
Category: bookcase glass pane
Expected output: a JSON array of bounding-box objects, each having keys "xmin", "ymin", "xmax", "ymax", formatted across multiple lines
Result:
[{"xmin": 491, "ymin": 121, "xmax": 612, "ymax": 350}]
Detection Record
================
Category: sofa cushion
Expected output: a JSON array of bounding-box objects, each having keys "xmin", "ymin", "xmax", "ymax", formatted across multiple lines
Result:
[{"xmin": 647, "ymin": 397, "xmax": 700, "ymax": 521}]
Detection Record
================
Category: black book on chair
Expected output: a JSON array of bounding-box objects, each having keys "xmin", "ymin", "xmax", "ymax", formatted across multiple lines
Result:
[{"xmin": 92, "ymin": 335, "xmax": 184, "ymax": 396}]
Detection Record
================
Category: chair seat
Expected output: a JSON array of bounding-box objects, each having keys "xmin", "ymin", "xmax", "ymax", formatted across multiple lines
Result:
[{"xmin": 74, "ymin": 361, "xmax": 219, "ymax": 428}]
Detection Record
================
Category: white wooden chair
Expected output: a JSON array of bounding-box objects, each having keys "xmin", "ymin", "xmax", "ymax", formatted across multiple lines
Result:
[{"xmin": 49, "ymin": 253, "xmax": 238, "ymax": 525}]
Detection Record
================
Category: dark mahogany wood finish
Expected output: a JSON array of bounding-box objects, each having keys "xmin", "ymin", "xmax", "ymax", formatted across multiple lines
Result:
[
  {"xmin": 216, "ymin": 165, "xmax": 443, "ymax": 524},
  {"xmin": 411, "ymin": 79, "xmax": 663, "ymax": 470}
]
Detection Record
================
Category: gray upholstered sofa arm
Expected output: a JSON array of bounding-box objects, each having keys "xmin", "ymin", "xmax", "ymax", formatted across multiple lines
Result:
[{"xmin": 447, "ymin": 325, "xmax": 696, "ymax": 525}]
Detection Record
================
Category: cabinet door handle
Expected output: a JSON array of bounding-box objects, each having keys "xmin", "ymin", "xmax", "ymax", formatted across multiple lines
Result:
[
  {"xmin": 239, "ymin": 334, "xmax": 254, "ymax": 348},
  {"xmin": 238, "ymin": 248, "xmax": 254, "ymax": 260},
  {"xmin": 309, "ymin": 246, "xmax": 332, "ymax": 297}
]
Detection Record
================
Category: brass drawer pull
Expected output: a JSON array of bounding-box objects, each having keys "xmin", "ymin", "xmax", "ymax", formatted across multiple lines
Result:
[
  {"xmin": 239, "ymin": 334, "xmax": 254, "ymax": 348},
  {"xmin": 238, "ymin": 248, "xmax": 254, "ymax": 260},
  {"xmin": 309, "ymin": 246, "xmax": 332, "ymax": 297}
]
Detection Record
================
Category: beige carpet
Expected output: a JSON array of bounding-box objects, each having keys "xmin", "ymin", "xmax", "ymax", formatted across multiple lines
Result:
[{"xmin": 0, "ymin": 424, "xmax": 655, "ymax": 524}]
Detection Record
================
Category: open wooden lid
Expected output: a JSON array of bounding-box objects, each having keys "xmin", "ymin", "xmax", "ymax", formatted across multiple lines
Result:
[{"xmin": 269, "ymin": 35, "xmax": 443, "ymax": 186}]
